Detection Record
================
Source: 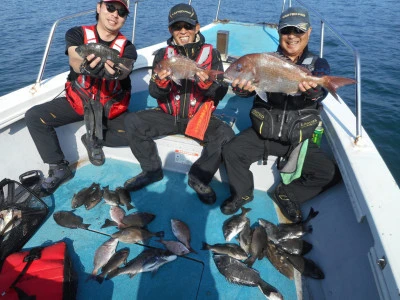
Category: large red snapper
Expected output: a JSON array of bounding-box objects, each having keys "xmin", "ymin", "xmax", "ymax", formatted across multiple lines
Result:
[
  {"xmin": 154, "ymin": 54, "xmax": 223, "ymax": 85},
  {"xmin": 223, "ymin": 52, "xmax": 356, "ymax": 101}
]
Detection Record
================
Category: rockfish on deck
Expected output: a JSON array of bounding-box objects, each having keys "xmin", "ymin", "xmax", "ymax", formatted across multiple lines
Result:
[
  {"xmin": 223, "ymin": 52, "xmax": 356, "ymax": 101},
  {"xmin": 154, "ymin": 54, "xmax": 223, "ymax": 85}
]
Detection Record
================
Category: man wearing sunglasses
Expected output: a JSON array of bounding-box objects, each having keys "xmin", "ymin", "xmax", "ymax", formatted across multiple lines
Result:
[
  {"xmin": 123, "ymin": 3, "xmax": 234, "ymax": 205},
  {"xmin": 220, "ymin": 7, "xmax": 341, "ymax": 221},
  {"xmin": 25, "ymin": 0, "xmax": 137, "ymax": 195}
]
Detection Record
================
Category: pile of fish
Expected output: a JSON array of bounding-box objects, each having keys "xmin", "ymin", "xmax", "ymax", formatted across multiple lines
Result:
[{"xmin": 201, "ymin": 207, "xmax": 323, "ymax": 299}]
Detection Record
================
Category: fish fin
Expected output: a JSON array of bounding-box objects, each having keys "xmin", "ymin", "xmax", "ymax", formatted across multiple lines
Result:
[
  {"xmin": 257, "ymin": 280, "xmax": 281, "ymax": 299},
  {"xmin": 101, "ymin": 219, "xmax": 117, "ymax": 228},
  {"xmin": 126, "ymin": 203, "xmax": 135, "ymax": 210},
  {"xmin": 321, "ymin": 75, "xmax": 356, "ymax": 102},
  {"xmin": 81, "ymin": 223, "xmax": 91, "ymax": 230},
  {"xmin": 189, "ymin": 246, "xmax": 198, "ymax": 254},
  {"xmin": 171, "ymin": 76, "xmax": 182, "ymax": 86},
  {"xmin": 95, "ymin": 273, "xmax": 105, "ymax": 284},
  {"xmin": 304, "ymin": 207, "xmax": 319, "ymax": 223},
  {"xmin": 303, "ymin": 257, "xmax": 325, "ymax": 279},
  {"xmin": 255, "ymin": 89, "xmax": 269, "ymax": 102},
  {"xmin": 201, "ymin": 242, "xmax": 210, "ymax": 250},
  {"xmin": 244, "ymin": 256, "xmax": 256, "ymax": 267}
]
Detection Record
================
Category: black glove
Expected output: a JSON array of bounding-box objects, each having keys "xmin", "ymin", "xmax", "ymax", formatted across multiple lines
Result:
[
  {"xmin": 80, "ymin": 57, "xmax": 104, "ymax": 77},
  {"xmin": 303, "ymin": 85, "xmax": 326, "ymax": 101},
  {"xmin": 103, "ymin": 65, "xmax": 122, "ymax": 80}
]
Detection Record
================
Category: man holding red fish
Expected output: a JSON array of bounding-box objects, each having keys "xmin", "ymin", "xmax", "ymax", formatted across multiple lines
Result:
[
  {"xmin": 220, "ymin": 7, "xmax": 342, "ymax": 221},
  {"xmin": 123, "ymin": 3, "xmax": 234, "ymax": 204}
]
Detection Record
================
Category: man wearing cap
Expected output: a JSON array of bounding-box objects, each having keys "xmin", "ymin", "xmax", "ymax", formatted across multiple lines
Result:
[
  {"xmin": 123, "ymin": 3, "xmax": 234, "ymax": 205},
  {"xmin": 220, "ymin": 7, "xmax": 341, "ymax": 221},
  {"xmin": 26, "ymin": 0, "xmax": 137, "ymax": 195}
]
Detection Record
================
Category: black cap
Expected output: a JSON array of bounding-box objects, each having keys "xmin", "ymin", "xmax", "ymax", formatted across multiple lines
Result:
[
  {"xmin": 278, "ymin": 7, "xmax": 310, "ymax": 32},
  {"xmin": 168, "ymin": 3, "xmax": 198, "ymax": 26}
]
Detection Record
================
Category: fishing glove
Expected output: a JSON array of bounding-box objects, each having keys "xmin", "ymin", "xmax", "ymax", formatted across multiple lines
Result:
[
  {"xmin": 303, "ymin": 85, "xmax": 326, "ymax": 101},
  {"xmin": 103, "ymin": 66, "xmax": 122, "ymax": 80},
  {"xmin": 152, "ymin": 73, "xmax": 171, "ymax": 89},
  {"xmin": 79, "ymin": 57, "xmax": 105, "ymax": 78},
  {"xmin": 197, "ymin": 79, "xmax": 213, "ymax": 90}
]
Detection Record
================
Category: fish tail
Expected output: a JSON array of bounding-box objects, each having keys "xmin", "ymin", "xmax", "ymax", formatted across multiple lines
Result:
[
  {"xmin": 82, "ymin": 223, "xmax": 91, "ymax": 230},
  {"xmin": 304, "ymin": 207, "xmax": 319, "ymax": 223},
  {"xmin": 244, "ymin": 255, "xmax": 256, "ymax": 267},
  {"xmin": 207, "ymin": 69, "xmax": 224, "ymax": 82},
  {"xmin": 155, "ymin": 231, "xmax": 165, "ymax": 238},
  {"xmin": 201, "ymin": 242, "xmax": 210, "ymax": 250},
  {"xmin": 126, "ymin": 203, "xmax": 135, "ymax": 210},
  {"xmin": 189, "ymin": 246, "xmax": 198, "ymax": 254},
  {"xmin": 322, "ymin": 75, "xmax": 356, "ymax": 101},
  {"xmin": 95, "ymin": 273, "xmax": 105, "ymax": 284}
]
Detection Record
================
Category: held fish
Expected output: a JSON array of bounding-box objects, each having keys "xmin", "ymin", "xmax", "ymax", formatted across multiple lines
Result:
[
  {"xmin": 75, "ymin": 43, "xmax": 134, "ymax": 67},
  {"xmin": 171, "ymin": 219, "xmax": 197, "ymax": 254},
  {"xmin": 222, "ymin": 207, "xmax": 251, "ymax": 242},
  {"xmin": 154, "ymin": 54, "xmax": 223, "ymax": 86},
  {"xmin": 223, "ymin": 52, "xmax": 356, "ymax": 101},
  {"xmin": 201, "ymin": 242, "xmax": 248, "ymax": 260},
  {"xmin": 53, "ymin": 211, "xmax": 90, "ymax": 229},
  {"xmin": 213, "ymin": 254, "xmax": 283, "ymax": 300}
]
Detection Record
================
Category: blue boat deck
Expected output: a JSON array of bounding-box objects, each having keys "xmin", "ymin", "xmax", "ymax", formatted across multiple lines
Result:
[{"xmin": 25, "ymin": 159, "xmax": 297, "ymax": 300}]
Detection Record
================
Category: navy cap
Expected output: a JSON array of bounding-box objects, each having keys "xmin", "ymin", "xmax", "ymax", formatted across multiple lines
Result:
[
  {"xmin": 168, "ymin": 3, "xmax": 198, "ymax": 26},
  {"xmin": 278, "ymin": 7, "xmax": 310, "ymax": 32}
]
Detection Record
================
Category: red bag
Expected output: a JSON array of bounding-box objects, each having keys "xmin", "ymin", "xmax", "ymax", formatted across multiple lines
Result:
[{"xmin": 0, "ymin": 241, "xmax": 77, "ymax": 300}]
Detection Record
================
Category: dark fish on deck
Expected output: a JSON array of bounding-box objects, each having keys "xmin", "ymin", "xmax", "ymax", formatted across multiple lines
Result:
[
  {"xmin": 87, "ymin": 237, "xmax": 118, "ymax": 282},
  {"xmin": 171, "ymin": 218, "xmax": 197, "ymax": 254},
  {"xmin": 53, "ymin": 211, "xmax": 90, "ymax": 229},
  {"xmin": 237, "ymin": 220, "xmax": 253, "ymax": 255},
  {"xmin": 201, "ymin": 242, "xmax": 248, "ymax": 260},
  {"xmin": 84, "ymin": 183, "xmax": 104, "ymax": 210},
  {"xmin": 106, "ymin": 248, "xmax": 176, "ymax": 280},
  {"xmin": 103, "ymin": 186, "xmax": 120, "ymax": 206},
  {"xmin": 244, "ymin": 225, "xmax": 269, "ymax": 267},
  {"xmin": 121, "ymin": 212, "xmax": 156, "ymax": 228},
  {"xmin": 263, "ymin": 241, "xmax": 295, "ymax": 280},
  {"xmin": 75, "ymin": 43, "xmax": 133, "ymax": 67},
  {"xmin": 213, "ymin": 254, "xmax": 283, "ymax": 300},
  {"xmin": 275, "ymin": 238, "xmax": 313, "ymax": 256},
  {"xmin": 96, "ymin": 248, "xmax": 130, "ymax": 283},
  {"xmin": 154, "ymin": 54, "xmax": 223, "ymax": 86},
  {"xmin": 223, "ymin": 207, "xmax": 251, "ymax": 242},
  {"xmin": 223, "ymin": 52, "xmax": 356, "ymax": 101},
  {"xmin": 285, "ymin": 252, "xmax": 325, "ymax": 279},
  {"xmin": 115, "ymin": 187, "xmax": 134, "ymax": 210},
  {"xmin": 156, "ymin": 238, "xmax": 191, "ymax": 256},
  {"xmin": 71, "ymin": 182, "xmax": 98, "ymax": 209},
  {"xmin": 258, "ymin": 208, "xmax": 318, "ymax": 243},
  {"xmin": 111, "ymin": 227, "xmax": 164, "ymax": 244}
]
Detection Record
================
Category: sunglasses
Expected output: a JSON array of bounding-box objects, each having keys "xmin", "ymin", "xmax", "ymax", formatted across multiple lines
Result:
[
  {"xmin": 171, "ymin": 23, "xmax": 195, "ymax": 31},
  {"xmin": 104, "ymin": 3, "xmax": 129, "ymax": 18},
  {"xmin": 279, "ymin": 27, "xmax": 306, "ymax": 35}
]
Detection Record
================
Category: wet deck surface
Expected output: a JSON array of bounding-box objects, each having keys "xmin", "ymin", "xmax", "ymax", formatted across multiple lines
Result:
[{"xmin": 25, "ymin": 159, "xmax": 297, "ymax": 300}]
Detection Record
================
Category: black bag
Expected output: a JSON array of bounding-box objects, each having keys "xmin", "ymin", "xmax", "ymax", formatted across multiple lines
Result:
[
  {"xmin": 250, "ymin": 106, "xmax": 321, "ymax": 144},
  {"xmin": 0, "ymin": 172, "xmax": 49, "ymax": 262}
]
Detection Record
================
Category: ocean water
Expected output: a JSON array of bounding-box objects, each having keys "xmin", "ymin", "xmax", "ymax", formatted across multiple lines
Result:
[{"xmin": 1, "ymin": 0, "xmax": 399, "ymax": 186}]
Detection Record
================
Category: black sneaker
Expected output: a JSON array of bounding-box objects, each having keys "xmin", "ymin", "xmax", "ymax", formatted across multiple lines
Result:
[
  {"xmin": 271, "ymin": 183, "xmax": 302, "ymax": 223},
  {"xmin": 220, "ymin": 195, "xmax": 253, "ymax": 215},
  {"xmin": 81, "ymin": 134, "xmax": 105, "ymax": 166},
  {"xmin": 41, "ymin": 161, "xmax": 74, "ymax": 195},
  {"xmin": 124, "ymin": 170, "xmax": 163, "ymax": 191},
  {"xmin": 188, "ymin": 176, "xmax": 216, "ymax": 205}
]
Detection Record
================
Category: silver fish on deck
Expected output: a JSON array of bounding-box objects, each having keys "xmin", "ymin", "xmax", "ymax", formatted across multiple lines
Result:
[
  {"xmin": 75, "ymin": 43, "xmax": 134, "ymax": 67},
  {"xmin": 156, "ymin": 238, "xmax": 191, "ymax": 256},
  {"xmin": 111, "ymin": 227, "xmax": 164, "ymax": 244},
  {"xmin": 96, "ymin": 247, "xmax": 130, "ymax": 283},
  {"xmin": 103, "ymin": 186, "xmax": 120, "ymax": 206},
  {"xmin": 53, "ymin": 211, "xmax": 90, "ymax": 229},
  {"xmin": 237, "ymin": 220, "xmax": 253, "ymax": 255},
  {"xmin": 87, "ymin": 237, "xmax": 119, "ymax": 281},
  {"xmin": 201, "ymin": 242, "xmax": 248, "ymax": 260},
  {"xmin": 213, "ymin": 254, "xmax": 283, "ymax": 300},
  {"xmin": 223, "ymin": 52, "xmax": 356, "ymax": 101},
  {"xmin": 154, "ymin": 54, "xmax": 223, "ymax": 86},
  {"xmin": 223, "ymin": 207, "xmax": 251, "ymax": 242},
  {"xmin": 106, "ymin": 248, "xmax": 176, "ymax": 280},
  {"xmin": 171, "ymin": 218, "xmax": 197, "ymax": 254}
]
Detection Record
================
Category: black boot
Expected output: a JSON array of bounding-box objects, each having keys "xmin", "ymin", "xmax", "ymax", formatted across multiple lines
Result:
[
  {"xmin": 81, "ymin": 134, "xmax": 105, "ymax": 166},
  {"xmin": 188, "ymin": 176, "xmax": 216, "ymax": 205},
  {"xmin": 124, "ymin": 170, "xmax": 163, "ymax": 191},
  {"xmin": 41, "ymin": 161, "xmax": 74, "ymax": 195},
  {"xmin": 220, "ymin": 195, "xmax": 253, "ymax": 215},
  {"xmin": 271, "ymin": 183, "xmax": 302, "ymax": 223}
]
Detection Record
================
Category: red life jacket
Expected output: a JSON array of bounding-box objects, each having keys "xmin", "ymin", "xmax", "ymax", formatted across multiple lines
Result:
[
  {"xmin": 65, "ymin": 25, "xmax": 130, "ymax": 119},
  {"xmin": 157, "ymin": 45, "xmax": 215, "ymax": 118}
]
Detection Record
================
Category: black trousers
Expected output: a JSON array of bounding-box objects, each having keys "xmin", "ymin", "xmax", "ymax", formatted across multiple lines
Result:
[
  {"xmin": 25, "ymin": 97, "xmax": 128, "ymax": 164},
  {"xmin": 222, "ymin": 127, "xmax": 340, "ymax": 204},
  {"xmin": 124, "ymin": 108, "xmax": 235, "ymax": 185}
]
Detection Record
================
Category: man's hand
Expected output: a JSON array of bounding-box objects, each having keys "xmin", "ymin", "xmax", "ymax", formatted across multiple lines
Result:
[
  {"xmin": 80, "ymin": 54, "xmax": 104, "ymax": 77},
  {"xmin": 152, "ymin": 69, "xmax": 171, "ymax": 89},
  {"xmin": 299, "ymin": 81, "xmax": 325, "ymax": 101},
  {"xmin": 232, "ymin": 78, "xmax": 257, "ymax": 93},
  {"xmin": 196, "ymin": 71, "xmax": 213, "ymax": 90}
]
